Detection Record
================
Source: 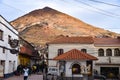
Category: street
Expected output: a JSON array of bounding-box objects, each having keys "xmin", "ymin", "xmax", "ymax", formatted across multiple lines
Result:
[{"xmin": 4, "ymin": 74, "xmax": 43, "ymax": 80}]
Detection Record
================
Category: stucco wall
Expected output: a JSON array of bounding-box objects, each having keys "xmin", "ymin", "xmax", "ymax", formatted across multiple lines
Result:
[
  {"xmin": 48, "ymin": 43, "xmax": 95, "ymax": 67},
  {"xmin": 0, "ymin": 16, "xmax": 18, "ymax": 75},
  {"xmin": 94, "ymin": 47, "xmax": 120, "ymax": 75},
  {"xmin": 65, "ymin": 61, "xmax": 86, "ymax": 77},
  {"xmin": 48, "ymin": 41, "xmax": 120, "ymax": 77}
]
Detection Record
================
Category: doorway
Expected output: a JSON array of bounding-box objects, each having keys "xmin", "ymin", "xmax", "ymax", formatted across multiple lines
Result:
[
  {"xmin": 101, "ymin": 67, "xmax": 119, "ymax": 79},
  {"xmin": 72, "ymin": 63, "xmax": 81, "ymax": 74}
]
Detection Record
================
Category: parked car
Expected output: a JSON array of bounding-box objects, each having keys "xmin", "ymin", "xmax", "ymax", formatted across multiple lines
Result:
[
  {"xmin": 47, "ymin": 67, "xmax": 58, "ymax": 75},
  {"xmin": 94, "ymin": 74, "xmax": 106, "ymax": 80}
]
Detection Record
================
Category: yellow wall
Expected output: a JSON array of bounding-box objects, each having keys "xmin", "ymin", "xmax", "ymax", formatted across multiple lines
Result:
[{"xmin": 18, "ymin": 55, "xmax": 30, "ymax": 66}]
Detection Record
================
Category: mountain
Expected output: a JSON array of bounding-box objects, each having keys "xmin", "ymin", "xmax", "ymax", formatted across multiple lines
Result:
[{"xmin": 10, "ymin": 7, "xmax": 118, "ymax": 46}]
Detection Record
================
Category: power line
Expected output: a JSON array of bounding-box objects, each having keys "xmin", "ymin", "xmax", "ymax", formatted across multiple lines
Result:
[
  {"xmin": 1, "ymin": 2, "xmax": 26, "ymax": 13},
  {"xmin": 75, "ymin": 0, "xmax": 120, "ymax": 17},
  {"xmin": 61, "ymin": 0, "xmax": 120, "ymax": 32},
  {"xmin": 88, "ymin": 0, "xmax": 120, "ymax": 8},
  {"xmin": 62, "ymin": 0, "xmax": 115, "ymax": 18},
  {"xmin": 62, "ymin": 0, "xmax": 120, "ymax": 19}
]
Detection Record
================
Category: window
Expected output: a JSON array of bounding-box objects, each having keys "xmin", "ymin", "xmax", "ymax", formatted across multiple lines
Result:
[
  {"xmin": 81, "ymin": 49, "xmax": 87, "ymax": 53},
  {"xmin": 8, "ymin": 35, "xmax": 11, "ymax": 44},
  {"xmin": 98, "ymin": 49, "xmax": 104, "ymax": 56},
  {"xmin": 58, "ymin": 49, "xmax": 64, "ymax": 56},
  {"xmin": 3, "ymin": 47, "xmax": 5, "ymax": 53},
  {"xmin": 0, "ymin": 30, "xmax": 3, "ymax": 40},
  {"xmin": 114, "ymin": 48, "xmax": 120, "ymax": 56},
  {"xmin": 72, "ymin": 64, "xmax": 81, "ymax": 74},
  {"xmin": 106, "ymin": 49, "xmax": 112, "ymax": 56},
  {"xmin": 1, "ymin": 60, "xmax": 5, "ymax": 65}
]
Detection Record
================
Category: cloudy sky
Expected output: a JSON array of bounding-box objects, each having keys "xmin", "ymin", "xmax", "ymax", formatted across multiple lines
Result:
[{"xmin": 0, "ymin": 0, "xmax": 120, "ymax": 33}]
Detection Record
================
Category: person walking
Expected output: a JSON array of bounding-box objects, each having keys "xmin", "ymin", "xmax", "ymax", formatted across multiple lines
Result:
[{"xmin": 23, "ymin": 66, "xmax": 29, "ymax": 80}]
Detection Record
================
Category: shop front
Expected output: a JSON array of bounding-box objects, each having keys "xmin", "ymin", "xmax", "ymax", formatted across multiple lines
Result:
[{"xmin": 101, "ymin": 67, "xmax": 119, "ymax": 79}]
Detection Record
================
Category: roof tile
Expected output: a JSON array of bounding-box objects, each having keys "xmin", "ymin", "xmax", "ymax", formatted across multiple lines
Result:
[
  {"xmin": 53, "ymin": 49, "xmax": 98, "ymax": 60},
  {"xmin": 94, "ymin": 38, "xmax": 120, "ymax": 46},
  {"xmin": 48, "ymin": 36, "xmax": 94, "ymax": 44}
]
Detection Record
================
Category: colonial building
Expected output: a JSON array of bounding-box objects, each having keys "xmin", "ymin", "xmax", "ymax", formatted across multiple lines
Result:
[
  {"xmin": 47, "ymin": 36, "xmax": 120, "ymax": 79},
  {"xmin": 94, "ymin": 37, "xmax": 120, "ymax": 78},
  {"xmin": 47, "ymin": 36, "xmax": 98, "ymax": 79},
  {"xmin": 0, "ymin": 15, "xmax": 19, "ymax": 78}
]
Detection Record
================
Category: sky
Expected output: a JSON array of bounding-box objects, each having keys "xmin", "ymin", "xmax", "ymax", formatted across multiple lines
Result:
[{"xmin": 0, "ymin": 0, "xmax": 120, "ymax": 33}]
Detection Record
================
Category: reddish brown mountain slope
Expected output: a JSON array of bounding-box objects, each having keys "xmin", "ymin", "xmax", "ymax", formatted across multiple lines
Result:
[{"xmin": 10, "ymin": 7, "xmax": 118, "ymax": 46}]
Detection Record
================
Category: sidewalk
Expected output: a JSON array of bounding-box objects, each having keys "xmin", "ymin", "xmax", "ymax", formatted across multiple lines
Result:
[{"xmin": 4, "ymin": 74, "xmax": 43, "ymax": 80}]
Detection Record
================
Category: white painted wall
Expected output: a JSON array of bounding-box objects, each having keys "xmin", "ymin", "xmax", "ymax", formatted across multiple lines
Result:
[
  {"xmin": 48, "ymin": 41, "xmax": 120, "ymax": 76},
  {"xmin": 0, "ymin": 16, "xmax": 18, "ymax": 75},
  {"xmin": 94, "ymin": 46, "xmax": 120, "ymax": 74},
  {"xmin": 48, "ymin": 43, "xmax": 95, "ymax": 66},
  {"xmin": 65, "ymin": 60, "xmax": 86, "ymax": 77},
  {"xmin": 48, "ymin": 43, "xmax": 95, "ymax": 76}
]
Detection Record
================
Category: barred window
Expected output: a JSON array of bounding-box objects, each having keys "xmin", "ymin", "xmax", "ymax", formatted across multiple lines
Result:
[
  {"xmin": 114, "ymin": 48, "xmax": 120, "ymax": 56},
  {"xmin": 3, "ymin": 47, "xmax": 5, "ymax": 53},
  {"xmin": 106, "ymin": 49, "xmax": 112, "ymax": 56},
  {"xmin": 98, "ymin": 49, "xmax": 104, "ymax": 56},
  {"xmin": 58, "ymin": 49, "xmax": 64, "ymax": 56},
  {"xmin": 81, "ymin": 49, "xmax": 87, "ymax": 53}
]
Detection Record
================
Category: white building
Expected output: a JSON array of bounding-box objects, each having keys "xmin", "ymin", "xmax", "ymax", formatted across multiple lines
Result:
[
  {"xmin": 0, "ymin": 15, "xmax": 19, "ymax": 78},
  {"xmin": 94, "ymin": 38, "xmax": 120, "ymax": 79},
  {"xmin": 47, "ymin": 36, "xmax": 120, "ymax": 79},
  {"xmin": 47, "ymin": 36, "xmax": 98, "ymax": 79}
]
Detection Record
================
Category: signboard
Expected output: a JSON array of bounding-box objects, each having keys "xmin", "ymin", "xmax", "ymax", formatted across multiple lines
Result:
[
  {"xmin": 9, "ymin": 39, "xmax": 19, "ymax": 48},
  {"xmin": 10, "ymin": 49, "xmax": 19, "ymax": 54}
]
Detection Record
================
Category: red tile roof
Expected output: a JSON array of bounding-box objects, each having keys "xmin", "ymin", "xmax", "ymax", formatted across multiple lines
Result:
[
  {"xmin": 48, "ymin": 36, "xmax": 94, "ymax": 44},
  {"xmin": 53, "ymin": 49, "xmax": 98, "ymax": 60},
  {"xmin": 94, "ymin": 38, "xmax": 120, "ymax": 46},
  {"xmin": 20, "ymin": 46, "xmax": 33, "ymax": 56}
]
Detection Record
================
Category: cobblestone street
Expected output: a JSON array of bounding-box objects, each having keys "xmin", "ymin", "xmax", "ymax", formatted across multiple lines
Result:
[{"xmin": 4, "ymin": 74, "xmax": 43, "ymax": 80}]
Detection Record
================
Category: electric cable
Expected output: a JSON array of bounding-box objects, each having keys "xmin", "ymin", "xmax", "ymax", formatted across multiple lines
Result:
[{"xmin": 88, "ymin": 0, "xmax": 120, "ymax": 8}]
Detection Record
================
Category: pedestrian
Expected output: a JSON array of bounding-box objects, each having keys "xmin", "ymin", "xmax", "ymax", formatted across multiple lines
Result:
[
  {"xmin": 17, "ymin": 64, "xmax": 23, "ymax": 75},
  {"xmin": 23, "ymin": 66, "xmax": 29, "ymax": 80},
  {"xmin": 32, "ymin": 65, "xmax": 37, "ymax": 74}
]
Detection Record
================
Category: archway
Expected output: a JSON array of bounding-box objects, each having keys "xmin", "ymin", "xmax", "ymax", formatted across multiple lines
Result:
[{"xmin": 72, "ymin": 63, "xmax": 81, "ymax": 74}]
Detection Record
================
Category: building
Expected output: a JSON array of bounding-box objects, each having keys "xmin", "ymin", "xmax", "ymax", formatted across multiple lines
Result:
[
  {"xmin": 94, "ymin": 37, "xmax": 120, "ymax": 79},
  {"xmin": 0, "ymin": 15, "xmax": 19, "ymax": 78},
  {"xmin": 47, "ymin": 36, "xmax": 98, "ymax": 79},
  {"xmin": 47, "ymin": 36, "xmax": 120, "ymax": 79},
  {"xmin": 19, "ymin": 39, "xmax": 40, "ymax": 67}
]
